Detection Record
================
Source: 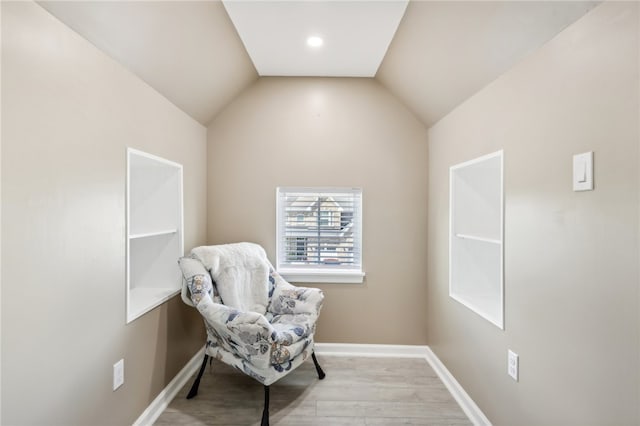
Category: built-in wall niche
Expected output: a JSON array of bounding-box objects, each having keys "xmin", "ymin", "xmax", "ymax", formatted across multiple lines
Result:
[
  {"xmin": 126, "ymin": 148, "xmax": 183, "ymax": 323},
  {"xmin": 449, "ymin": 150, "xmax": 504, "ymax": 329}
]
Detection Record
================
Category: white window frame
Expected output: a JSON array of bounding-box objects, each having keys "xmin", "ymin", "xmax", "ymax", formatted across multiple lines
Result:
[{"xmin": 276, "ymin": 187, "xmax": 364, "ymax": 284}]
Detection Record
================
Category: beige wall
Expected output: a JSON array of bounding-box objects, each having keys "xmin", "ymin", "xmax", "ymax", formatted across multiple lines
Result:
[
  {"xmin": 206, "ymin": 77, "xmax": 429, "ymax": 344},
  {"xmin": 4, "ymin": 1, "xmax": 638, "ymax": 424},
  {"xmin": 1, "ymin": 3, "xmax": 206, "ymax": 425},
  {"xmin": 427, "ymin": 2, "xmax": 639, "ymax": 425}
]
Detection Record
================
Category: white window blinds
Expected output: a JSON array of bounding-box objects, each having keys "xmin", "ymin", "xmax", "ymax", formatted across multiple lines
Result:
[{"xmin": 276, "ymin": 187, "xmax": 364, "ymax": 283}]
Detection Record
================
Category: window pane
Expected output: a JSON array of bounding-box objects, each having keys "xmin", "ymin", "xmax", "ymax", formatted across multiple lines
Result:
[{"xmin": 277, "ymin": 188, "xmax": 362, "ymax": 269}]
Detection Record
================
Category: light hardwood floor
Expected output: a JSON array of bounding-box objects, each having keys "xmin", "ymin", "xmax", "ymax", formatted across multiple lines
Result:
[{"xmin": 155, "ymin": 355, "xmax": 473, "ymax": 426}]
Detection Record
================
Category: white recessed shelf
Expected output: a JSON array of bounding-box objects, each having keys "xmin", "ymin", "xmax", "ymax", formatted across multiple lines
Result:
[
  {"xmin": 449, "ymin": 150, "xmax": 504, "ymax": 329},
  {"xmin": 126, "ymin": 148, "xmax": 183, "ymax": 323}
]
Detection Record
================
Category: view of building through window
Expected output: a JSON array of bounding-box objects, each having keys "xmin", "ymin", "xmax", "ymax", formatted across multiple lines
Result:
[{"xmin": 277, "ymin": 188, "xmax": 362, "ymax": 269}]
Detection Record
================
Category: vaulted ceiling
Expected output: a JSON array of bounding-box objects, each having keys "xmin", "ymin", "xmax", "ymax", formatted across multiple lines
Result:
[
  {"xmin": 222, "ymin": 0, "xmax": 409, "ymax": 77},
  {"xmin": 39, "ymin": 1, "xmax": 599, "ymax": 128}
]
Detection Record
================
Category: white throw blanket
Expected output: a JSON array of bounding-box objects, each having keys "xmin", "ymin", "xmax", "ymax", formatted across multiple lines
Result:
[{"xmin": 191, "ymin": 242, "xmax": 270, "ymax": 315}]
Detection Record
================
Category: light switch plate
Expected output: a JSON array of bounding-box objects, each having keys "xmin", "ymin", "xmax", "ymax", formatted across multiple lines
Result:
[
  {"xmin": 573, "ymin": 151, "xmax": 593, "ymax": 191},
  {"xmin": 508, "ymin": 350, "xmax": 519, "ymax": 381},
  {"xmin": 113, "ymin": 359, "xmax": 124, "ymax": 391}
]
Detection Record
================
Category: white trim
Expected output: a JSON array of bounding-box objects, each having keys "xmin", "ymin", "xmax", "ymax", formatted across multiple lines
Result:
[
  {"xmin": 314, "ymin": 343, "xmax": 491, "ymax": 426},
  {"xmin": 314, "ymin": 342, "xmax": 429, "ymax": 358},
  {"xmin": 132, "ymin": 347, "xmax": 205, "ymax": 426},
  {"xmin": 424, "ymin": 347, "xmax": 492, "ymax": 426},
  {"xmin": 279, "ymin": 269, "xmax": 365, "ymax": 284}
]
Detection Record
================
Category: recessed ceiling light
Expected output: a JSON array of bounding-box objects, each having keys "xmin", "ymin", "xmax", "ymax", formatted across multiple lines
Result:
[{"xmin": 306, "ymin": 36, "xmax": 324, "ymax": 48}]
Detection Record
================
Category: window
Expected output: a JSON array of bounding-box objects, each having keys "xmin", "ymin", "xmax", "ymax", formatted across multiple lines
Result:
[{"xmin": 276, "ymin": 187, "xmax": 364, "ymax": 283}]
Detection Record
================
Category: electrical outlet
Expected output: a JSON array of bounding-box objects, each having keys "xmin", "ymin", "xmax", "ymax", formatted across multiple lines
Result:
[
  {"xmin": 113, "ymin": 359, "xmax": 124, "ymax": 391},
  {"xmin": 508, "ymin": 350, "xmax": 519, "ymax": 381}
]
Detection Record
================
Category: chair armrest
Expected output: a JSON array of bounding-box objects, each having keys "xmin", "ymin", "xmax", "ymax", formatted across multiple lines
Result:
[
  {"xmin": 268, "ymin": 270, "xmax": 324, "ymax": 317},
  {"xmin": 178, "ymin": 256, "xmax": 223, "ymax": 306},
  {"xmin": 196, "ymin": 298, "xmax": 276, "ymax": 367}
]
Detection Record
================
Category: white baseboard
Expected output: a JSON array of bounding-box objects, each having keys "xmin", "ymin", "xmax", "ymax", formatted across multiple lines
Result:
[
  {"xmin": 135, "ymin": 343, "xmax": 490, "ymax": 426},
  {"xmin": 132, "ymin": 347, "xmax": 205, "ymax": 426},
  {"xmin": 314, "ymin": 342, "xmax": 429, "ymax": 358},
  {"xmin": 315, "ymin": 343, "xmax": 491, "ymax": 426},
  {"xmin": 424, "ymin": 346, "xmax": 492, "ymax": 426}
]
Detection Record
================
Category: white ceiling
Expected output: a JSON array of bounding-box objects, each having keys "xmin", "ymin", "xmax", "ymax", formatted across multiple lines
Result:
[
  {"xmin": 37, "ymin": 1, "xmax": 599, "ymax": 127},
  {"xmin": 222, "ymin": 0, "xmax": 408, "ymax": 77}
]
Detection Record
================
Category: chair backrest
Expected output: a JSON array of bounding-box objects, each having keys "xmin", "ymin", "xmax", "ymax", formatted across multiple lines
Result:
[{"xmin": 191, "ymin": 242, "xmax": 270, "ymax": 314}]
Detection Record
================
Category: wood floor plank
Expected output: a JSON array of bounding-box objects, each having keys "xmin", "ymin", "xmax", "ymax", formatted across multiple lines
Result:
[
  {"xmin": 274, "ymin": 417, "xmax": 367, "ymax": 425},
  {"xmin": 365, "ymin": 419, "xmax": 474, "ymax": 426},
  {"xmin": 154, "ymin": 355, "xmax": 472, "ymax": 426},
  {"xmin": 316, "ymin": 400, "xmax": 469, "ymax": 420}
]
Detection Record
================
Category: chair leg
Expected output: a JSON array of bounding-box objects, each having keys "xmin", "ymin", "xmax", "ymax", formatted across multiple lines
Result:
[
  {"xmin": 311, "ymin": 351, "xmax": 326, "ymax": 380},
  {"xmin": 261, "ymin": 385, "xmax": 270, "ymax": 426},
  {"xmin": 186, "ymin": 354, "xmax": 209, "ymax": 399}
]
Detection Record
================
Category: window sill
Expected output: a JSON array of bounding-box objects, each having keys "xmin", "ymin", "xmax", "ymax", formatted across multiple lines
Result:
[{"xmin": 278, "ymin": 269, "xmax": 365, "ymax": 284}]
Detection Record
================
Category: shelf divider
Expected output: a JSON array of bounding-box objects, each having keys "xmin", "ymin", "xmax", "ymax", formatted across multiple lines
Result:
[
  {"xmin": 454, "ymin": 233, "xmax": 501, "ymax": 245},
  {"xmin": 129, "ymin": 229, "xmax": 178, "ymax": 239}
]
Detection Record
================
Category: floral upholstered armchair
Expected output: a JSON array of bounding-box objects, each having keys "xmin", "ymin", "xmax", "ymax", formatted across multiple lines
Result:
[{"xmin": 178, "ymin": 242, "xmax": 325, "ymax": 426}]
